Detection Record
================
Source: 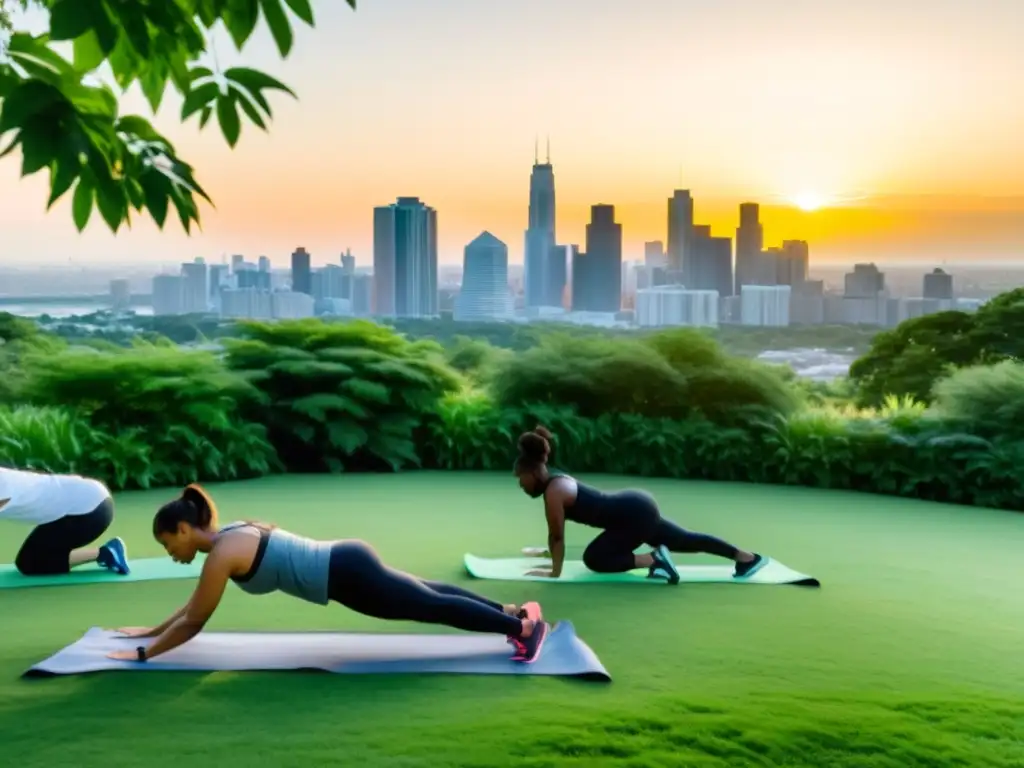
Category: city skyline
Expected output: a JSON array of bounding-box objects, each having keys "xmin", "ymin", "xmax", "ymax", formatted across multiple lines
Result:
[{"xmin": 0, "ymin": 0, "xmax": 1021, "ymax": 266}]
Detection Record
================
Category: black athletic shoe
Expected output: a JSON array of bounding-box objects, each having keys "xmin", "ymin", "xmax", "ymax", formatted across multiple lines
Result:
[
  {"xmin": 510, "ymin": 619, "xmax": 549, "ymax": 663},
  {"xmin": 648, "ymin": 544, "xmax": 681, "ymax": 585},
  {"xmin": 734, "ymin": 553, "xmax": 767, "ymax": 579}
]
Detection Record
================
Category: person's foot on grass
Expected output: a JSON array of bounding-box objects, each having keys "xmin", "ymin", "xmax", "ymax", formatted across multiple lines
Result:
[
  {"xmin": 648, "ymin": 544, "xmax": 680, "ymax": 585},
  {"xmin": 734, "ymin": 552, "xmax": 767, "ymax": 579},
  {"xmin": 97, "ymin": 537, "xmax": 130, "ymax": 575}
]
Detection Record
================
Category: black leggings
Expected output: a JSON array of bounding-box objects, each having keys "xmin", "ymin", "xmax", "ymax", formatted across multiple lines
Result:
[
  {"xmin": 326, "ymin": 540, "xmax": 525, "ymax": 637},
  {"xmin": 16, "ymin": 497, "xmax": 114, "ymax": 576},
  {"xmin": 581, "ymin": 491, "xmax": 740, "ymax": 573}
]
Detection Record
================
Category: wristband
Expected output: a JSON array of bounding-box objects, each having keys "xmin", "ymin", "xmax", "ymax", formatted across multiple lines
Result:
[{"xmin": 136, "ymin": 646, "xmax": 147, "ymax": 662}]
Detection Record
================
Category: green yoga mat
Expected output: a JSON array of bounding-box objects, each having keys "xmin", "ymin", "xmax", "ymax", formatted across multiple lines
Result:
[
  {"xmin": 463, "ymin": 554, "xmax": 820, "ymax": 587},
  {"xmin": 0, "ymin": 558, "xmax": 203, "ymax": 589}
]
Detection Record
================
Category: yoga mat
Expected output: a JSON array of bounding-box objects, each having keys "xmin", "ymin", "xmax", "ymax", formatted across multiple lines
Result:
[
  {"xmin": 23, "ymin": 622, "xmax": 611, "ymax": 681},
  {"xmin": 464, "ymin": 554, "xmax": 820, "ymax": 587},
  {"xmin": 0, "ymin": 558, "xmax": 202, "ymax": 589}
]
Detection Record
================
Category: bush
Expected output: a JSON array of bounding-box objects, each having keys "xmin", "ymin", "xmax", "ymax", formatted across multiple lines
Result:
[
  {"xmin": 425, "ymin": 391, "xmax": 1024, "ymax": 511},
  {"xmin": 15, "ymin": 343, "xmax": 278, "ymax": 489},
  {"xmin": 223, "ymin": 319, "xmax": 462, "ymax": 472},
  {"xmin": 487, "ymin": 328, "xmax": 798, "ymax": 422},
  {"xmin": 931, "ymin": 361, "xmax": 1024, "ymax": 439}
]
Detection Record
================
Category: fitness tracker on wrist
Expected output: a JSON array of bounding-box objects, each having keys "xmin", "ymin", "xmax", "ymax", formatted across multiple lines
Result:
[{"xmin": 136, "ymin": 646, "xmax": 147, "ymax": 662}]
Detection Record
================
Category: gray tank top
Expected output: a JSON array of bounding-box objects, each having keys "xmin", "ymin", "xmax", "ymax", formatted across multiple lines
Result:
[{"xmin": 219, "ymin": 521, "xmax": 335, "ymax": 606}]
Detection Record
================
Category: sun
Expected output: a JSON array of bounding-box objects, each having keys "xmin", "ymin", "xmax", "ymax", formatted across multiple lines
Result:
[{"xmin": 791, "ymin": 192, "xmax": 829, "ymax": 212}]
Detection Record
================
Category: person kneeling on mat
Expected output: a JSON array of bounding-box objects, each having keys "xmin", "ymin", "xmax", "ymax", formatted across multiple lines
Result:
[
  {"xmin": 109, "ymin": 484, "xmax": 549, "ymax": 663},
  {"xmin": 513, "ymin": 426, "xmax": 767, "ymax": 584},
  {"xmin": 0, "ymin": 466, "xmax": 129, "ymax": 577}
]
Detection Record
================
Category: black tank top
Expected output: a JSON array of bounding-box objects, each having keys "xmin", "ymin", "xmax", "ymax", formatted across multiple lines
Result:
[{"xmin": 541, "ymin": 473, "xmax": 626, "ymax": 530}]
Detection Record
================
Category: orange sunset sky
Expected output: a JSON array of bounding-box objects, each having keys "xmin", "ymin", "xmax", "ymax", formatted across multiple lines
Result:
[{"xmin": 1, "ymin": 0, "xmax": 1022, "ymax": 267}]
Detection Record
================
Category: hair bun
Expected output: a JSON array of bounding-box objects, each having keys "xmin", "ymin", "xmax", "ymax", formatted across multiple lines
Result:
[{"xmin": 517, "ymin": 426, "xmax": 552, "ymax": 463}]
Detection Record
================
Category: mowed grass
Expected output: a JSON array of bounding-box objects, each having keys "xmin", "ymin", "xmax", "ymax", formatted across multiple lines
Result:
[{"xmin": 0, "ymin": 472, "xmax": 1021, "ymax": 768}]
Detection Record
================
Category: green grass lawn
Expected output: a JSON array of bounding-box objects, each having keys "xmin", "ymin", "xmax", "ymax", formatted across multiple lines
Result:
[{"xmin": 0, "ymin": 472, "xmax": 1021, "ymax": 767}]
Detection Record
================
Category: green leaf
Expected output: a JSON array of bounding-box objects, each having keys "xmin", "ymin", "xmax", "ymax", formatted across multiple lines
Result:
[
  {"xmin": 95, "ymin": 182, "xmax": 126, "ymax": 232},
  {"xmin": 259, "ymin": 0, "xmax": 295, "ymax": 57},
  {"xmin": 49, "ymin": 0, "xmax": 101, "ymax": 41},
  {"xmin": 0, "ymin": 80, "xmax": 64, "ymax": 134},
  {"xmin": 235, "ymin": 94, "xmax": 267, "ymax": 130},
  {"xmin": 284, "ymin": 0, "xmax": 315, "ymax": 25},
  {"xmin": 71, "ymin": 177, "xmax": 94, "ymax": 231},
  {"xmin": 216, "ymin": 95, "xmax": 242, "ymax": 147},
  {"xmin": 139, "ymin": 171, "xmax": 169, "ymax": 228},
  {"xmin": 18, "ymin": 117, "xmax": 60, "ymax": 176},
  {"xmin": 138, "ymin": 61, "xmax": 170, "ymax": 113},
  {"xmin": 181, "ymin": 81, "xmax": 219, "ymax": 121},
  {"xmin": 198, "ymin": 104, "xmax": 214, "ymax": 129},
  {"xmin": 222, "ymin": 0, "xmax": 261, "ymax": 49},
  {"xmin": 117, "ymin": 3, "xmax": 153, "ymax": 59},
  {"xmin": 47, "ymin": 152, "xmax": 81, "ymax": 209},
  {"xmin": 225, "ymin": 66, "xmax": 297, "ymax": 98},
  {"xmin": 73, "ymin": 31, "xmax": 106, "ymax": 73},
  {"xmin": 6, "ymin": 33, "xmax": 77, "ymax": 85}
]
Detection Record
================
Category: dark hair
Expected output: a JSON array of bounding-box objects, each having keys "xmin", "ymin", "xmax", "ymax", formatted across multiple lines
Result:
[
  {"xmin": 515, "ymin": 425, "xmax": 552, "ymax": 472},
  {"xmin": 153, "ymin": 484, "xmax": 219, "ymax": 537}
]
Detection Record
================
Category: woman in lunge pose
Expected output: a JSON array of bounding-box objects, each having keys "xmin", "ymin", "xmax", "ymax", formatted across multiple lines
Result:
[
  {"xmin": 0, "ymin": 466, "xmax": 129, "ymax": 577},
  {"xmin": 110, "ymin": 485, "xmax": 548, "ymax": 663},
  {"xmin": 513, "ymin": 427, "xmax": 766, "ymax": 584}
]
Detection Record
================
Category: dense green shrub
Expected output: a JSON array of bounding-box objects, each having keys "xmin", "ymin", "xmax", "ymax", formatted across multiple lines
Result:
[
  {"xmin": 425, "ymin": 391, "xmax": 1024, "ymax": 510},
  {"xmin": 488, "ymin": 328, "xmax": 798, "ymax": 421},
  {"xmin": 931, "ymin": 361, "xmax": 1024, "ymax": 440},
  {"xmin": 15, "ymin": 343, "xmax": 278, "ymax": 488},
  {"xmin": 223, "ymin": 319, "xmax": 462, "ymax": 472}
]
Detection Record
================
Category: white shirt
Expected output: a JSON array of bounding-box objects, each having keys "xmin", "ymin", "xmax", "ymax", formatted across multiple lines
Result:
[{"xmin": 0, "ymin": 467, "xmax": 111, "ymax": 525}]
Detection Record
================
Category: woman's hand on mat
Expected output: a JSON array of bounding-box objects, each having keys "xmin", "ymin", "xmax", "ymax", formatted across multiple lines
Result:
[
  {"xmin": 525, "ymin": 568, "xmax": 555, "ymax": 577},
  {"xmin": 107, "ymin": 650, "xmax": 140, "ymax": 661},
  {"xmin": 114, "ymin": 627, "xmax": 153, "ymax": 638}
]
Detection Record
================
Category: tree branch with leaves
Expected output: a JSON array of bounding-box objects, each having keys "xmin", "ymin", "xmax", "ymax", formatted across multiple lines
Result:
[{"xmin": 0, "ymin": 0, "xmax": 356, "ymax": 234}]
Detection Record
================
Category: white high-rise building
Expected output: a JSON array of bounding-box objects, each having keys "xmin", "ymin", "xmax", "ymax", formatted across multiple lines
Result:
[
  {"xmin": 152, "ymin": 274, "xmax": 184, "ymax": 315},
  {"xmin": 454, "ymin": 232, "xmax": 513, "ymax": 322},
  {"xmin": 180, "ymin": 259, "xmax": 208, "ymax": 313},
  {"xmin": 636, "ymin": 286, "xmax": 719, "ymax": 327},
  {"xmin": 741, "ymin": 285, "xmax": 791, "ymax": 326},
  {"xmin": 271, "ymin": 290, "xmax": 316, "ymax": 319},
  {"xmin": 221, "ymin": 288, "xmax": 272, "ymax": 319}
]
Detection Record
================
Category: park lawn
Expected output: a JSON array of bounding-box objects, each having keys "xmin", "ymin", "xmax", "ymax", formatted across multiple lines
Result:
[{"xmin": 0, "ymin": 472, "xmax": 1021, "ymax": 768}]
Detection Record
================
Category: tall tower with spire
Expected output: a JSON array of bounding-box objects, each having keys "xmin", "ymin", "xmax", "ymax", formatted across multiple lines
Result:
[{"xmin": 524, "ymin": 138, "xmax": 563, "ymax": 308}]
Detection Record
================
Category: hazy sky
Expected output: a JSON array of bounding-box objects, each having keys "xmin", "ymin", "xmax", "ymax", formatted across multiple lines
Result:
[{"xmin": 1, "ymin": 0, "xmax": 1022, "ymax": 267}]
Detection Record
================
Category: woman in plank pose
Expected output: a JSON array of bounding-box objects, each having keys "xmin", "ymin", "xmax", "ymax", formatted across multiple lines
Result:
[
  {"xmin": 513, "ymin": 426, "xmax": 766, "ymax": 584},
  {"xmin": 110, "ymin": 484, "xmax": 548, "ymax": 663},
  {"xmin": 0, "ymin": 466, "xmax": 129, "ymax": 577}
]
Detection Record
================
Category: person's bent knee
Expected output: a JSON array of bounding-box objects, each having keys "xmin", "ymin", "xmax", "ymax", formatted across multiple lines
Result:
[
  {"xmin": 582, "ymin": 548, "xmax": 618, "ymax": 573},
  {"xmin": 15, "ymin": 551, "xmax": 66, "ymax": 576}
]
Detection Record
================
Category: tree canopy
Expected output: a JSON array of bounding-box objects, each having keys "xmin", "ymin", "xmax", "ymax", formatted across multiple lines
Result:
[{"xmin": 0, "ymin": 0, "xmax": 356, "ymax": 234}]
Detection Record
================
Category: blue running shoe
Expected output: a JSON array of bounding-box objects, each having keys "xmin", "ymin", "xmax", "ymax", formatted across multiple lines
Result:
[
  {"xmin": 734, "ymin": 553, "xmax": 767, "ymax": 579},
  {"xmin": 97, "ymin": 537, "xmax": 130, "ymax": 575},
  {"xmin": 648, "ymin": 544, "xmax": 681, "ymax": 585}
]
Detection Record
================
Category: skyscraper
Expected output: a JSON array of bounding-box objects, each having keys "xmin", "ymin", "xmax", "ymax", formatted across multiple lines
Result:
[
  {"xmin": 923, "ymin": 268, "xmax": 953, "ymax": 299},
  {"xmin": 735, "ymin": 202, "xmax": 765, "ymax": 292},
  {"xmin": 667, "ymin": 189, "xmax": 694, "ymax": 276},
  {"xmin": 291, "ymin": 247, "xmax": 312, "ymax": 295},
  {"xmin": 524, "ymin": 140, "xmax": 562, "ymax": 307},
  {"xmin": 373, "ymin": 196, "xmax": 438, "ymax": 317},
  {"xmin": 573, "ymin": 204, "xmax": 622, "ymax": 313},
  {"xmin": 777, "ymin": 240, "xmax": 810, "ymax": 286},
  {"xmin": 454, "ymin": 232, "xmax": 513, "ymax": 321}
]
